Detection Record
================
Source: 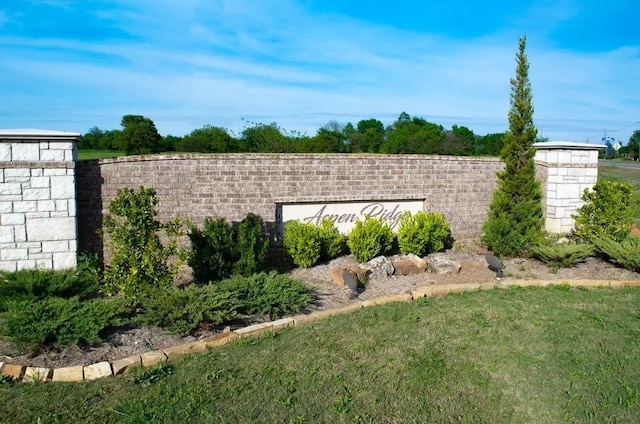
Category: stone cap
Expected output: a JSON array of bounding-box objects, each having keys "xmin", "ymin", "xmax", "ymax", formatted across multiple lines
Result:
[
  {"xmin": 0, "ymin": 129, "xmax": 80, "ymax": 140},
  {"xmin": 533, "ymin": 141, "xmax": 606, "ymax": 150}
]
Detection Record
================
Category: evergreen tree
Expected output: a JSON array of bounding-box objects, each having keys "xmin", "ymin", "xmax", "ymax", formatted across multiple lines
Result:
[{"xmin": 482, "ymin": 35, "xmax": 543, "ymax": 256}]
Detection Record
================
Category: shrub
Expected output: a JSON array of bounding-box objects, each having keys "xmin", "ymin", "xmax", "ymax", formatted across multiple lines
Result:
[
  {"xmin": 283, "ymin": 221, "xmax": 322, "ymax": 268},
  {"xmin": 529, "ymin": 242, "xmax": 595, "ymax": 271},
  {"xmin": 234, "ymin": 213, "xmax": 269, "ymax": 276},
  {"xmin": 138, "ymin": 286, "xmax": 240, "ymax": 336},
  {"xmin": 573, "ymin": 180, "xmax": 635, "ymax": 242},
  {"xmin": 0, "ymin": 297, "xmax": 130, "ymax": 352},
  {"xmin": 216, "ymin": 272, "xmax": 313, "ymax": 319},
  {"xmin": 318, "ymin": 218, "xmax": 346, "ymax": 260},
  {"xmin": 397, "ymin": 211, "xmax": 451, "ymax": 256},
  {"xmin": 188, "ymin": 217, "xmax": 238, "ymax": 283},
  {"xmin": 592, "ymin": 234, "xmax": 640, "ymax": 272},
  {"xmin": 347, "ymin": 217, "xmax": 395, "ymax": 263},
  {"xmin": 0, "ymin": 268, "xmax": 100, "ymax": 313},
  {"xmin": 102, "ymin": 187, "xmax": 183, "ymax": 302}
]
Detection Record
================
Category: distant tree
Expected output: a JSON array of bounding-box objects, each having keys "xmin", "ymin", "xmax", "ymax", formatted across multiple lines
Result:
[
  {"xmin": 160, "ymin": 135, "xmax": 181, "ymax": 152},
  {"xmin": 439, "ymin": 125, "xmax": 474, "ymax": 155},
  {"xmin": 176, "ymin": 125, "xmax": 236, "ymax": 153},
  {"xmin": 382, "ymin": 113, "xmax": 444, "ymax": 154},
  {"xmin": 628, "ymin": 129, "xmax": 640, "ymax": 160},
  {"xmin": 476, "ymin": 133, "xmax": 505, "ymax": 156},
  {"xmin": 305, "ymin": 127, "xmax": 346, "ymax": 153},
  {"xmin": 240, "ymin": 121, "xmax": 295, "ymax": 153},
  {"xmin": 482, "ymin": 35, "xmax": 544, "ymax": 257},
  {"xmin": 79, "ymin": 127, "xmax": 104, "ymax": 149},
  {"xmin": 352, "ymin": 118, "xmax": 385, "ymax": 152},
  {"xmin": 117, "ymin": 115, "xmax": 162, "ymax": 155}
]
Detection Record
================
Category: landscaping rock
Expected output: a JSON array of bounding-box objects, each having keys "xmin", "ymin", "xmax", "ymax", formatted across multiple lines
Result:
[
  {"xmin": 52, "ymin": 366, "xmax": 84, "ymax": 382},
  {"xmin": 23, "ymin": 366, "xmax": 52, "ymax": 383},
  {"xmin": 428, "ymin": 254, "xmax": 462, "ymax": 274},
  {"xmin": 393, "ymin": 262, "xmax": 425, "ymax": 276},
  {"xmin": 162, "ymin": 341, "xmax": 207, "ymax": 362},
  {"xmin": 111, "ymin": 355, "xmax": 142, "ymax": 376},
  {"xmin": 84, "ymin": 361, "xmax": 113, "ymax": 381},
  {"xmin": 140, "ymin": 350, "xmax": 167, "ymax": 368},
  {"xmin": 1, "ymin": 363, "xmax": 25, "ymax": 380},
  {"xmin": 363, "ymin": 256, "xmax": 394, "ymax": 279}
]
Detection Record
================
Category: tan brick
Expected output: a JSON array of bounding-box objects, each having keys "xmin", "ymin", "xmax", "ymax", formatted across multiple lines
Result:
[
  {"xmin": 234, "ymin": 322, "xmax": 274, "ymax": 339},
  {"xmin": 431, "ymin": 285, "xmax": 452, "ymax": 296},
  {"xmin": 111, "ymin": 355, "xmax": 142, "ymax": 376},
  {"xmin": 361, "ymin": 293, "xmax": 412, "ymax": 308},
  {"xmin": 478, "ymin": 282, "xmax": 495, "ymax": 290},
  {"xmin": 621, "ymin": 280, "xmax": 640, "ymax": 287},
  {"xmin": 52, "ymin": 366, "xmax": 84, "ymax": 382},
  {"xmin": 571, "ymin": 280, "xmax": 611, "ymax": 288},
  {"xmin": 2, "ymin": 363, "xmax": 25, "ymax": 380},
  {"xmin": 291, "ymin": 313, "xmax": 320, "ymax": 326},
  {"xmin": 201, "ymin": 332, "xmax": 239, "ymax": 347},
  {"xmin": 140, "ymin": 350, "xmax": 167, "ymax": 368},
  {"xmin": 271, "ymin": 317, "xmax": 294, "ymax": 330},
  {"xmin": 162, "ymin": 341, "xmax": 207, "ymax": 362},
  {"xmin": 23, "ymin": 366, "xmax": 52, "ymax": 383},
  {"xmin": 83, "ymin": 362, "xmax": 113, "ymax": 381}
]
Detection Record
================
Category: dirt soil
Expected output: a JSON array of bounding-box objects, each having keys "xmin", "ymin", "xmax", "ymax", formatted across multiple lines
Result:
[{"xmin": 2, "ymin": 249, "xmax": 639, "ymax": 369}]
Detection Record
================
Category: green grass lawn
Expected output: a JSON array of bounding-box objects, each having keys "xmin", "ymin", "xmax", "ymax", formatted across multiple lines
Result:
[
  {"xmin": 2, "ymin": 286, "xmax": 640, "ymax": 423},
  {"xmin": 598, "ymin": 164, "xmax": 640, "ymax": 224},
  {"xmin": 77, "ymin": 150, "xmax": 126, "ymax": 160}
]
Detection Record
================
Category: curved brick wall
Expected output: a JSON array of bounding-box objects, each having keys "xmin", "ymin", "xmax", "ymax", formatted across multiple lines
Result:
[{"xmin": 76, "ymin": 153, "xmax": 504, "ymax": 260}]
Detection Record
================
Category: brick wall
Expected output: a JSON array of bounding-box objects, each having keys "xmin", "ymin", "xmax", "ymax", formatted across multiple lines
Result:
[
  {"xmin": 0, "ymin": 138, "xmax": 78, "ymax": 271},
  {"xmin": 76, "ymin": 153, "xmax": 504, "ymax": 260}
]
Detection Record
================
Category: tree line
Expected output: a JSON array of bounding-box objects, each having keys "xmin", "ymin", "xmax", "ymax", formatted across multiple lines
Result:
[{"xmin": 78, "ymin": 112, "xmax": 509, "ymax": 156}]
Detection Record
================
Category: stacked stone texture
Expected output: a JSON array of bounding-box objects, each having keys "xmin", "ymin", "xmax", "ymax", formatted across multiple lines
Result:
[
  {"xmin": 76, "ymin": 153, "xmax": 505, "ymax": 261},
  {"xmin": 0, "ymin": 140, "xmax": 77, "ymax": 271}
]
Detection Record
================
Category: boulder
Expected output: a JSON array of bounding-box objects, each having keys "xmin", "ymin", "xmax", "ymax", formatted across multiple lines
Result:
[
  {"xmin": 428, "ymin": 254, "xmax": 462, "ymax": 274},
  {"xmin": 363, "ymin": 256, "xmax": 395, "ymax": 279},
  {"xmin": 391, "ymin": 254, "xmax": 428, "ymax": 275},
  {"xmin": 329, "ymin": 266, "xmax": 360, "ymax": 297}
]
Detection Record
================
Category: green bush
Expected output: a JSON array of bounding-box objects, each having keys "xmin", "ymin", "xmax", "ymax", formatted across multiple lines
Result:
[
  {"xmin": 397, "ymin": 211, "xmax": 451, "ymax": 256},
  {"xmin": 0, "ymin": 268, "xmax": 100, "ymax": 313},
  {"xmin": 347, "ymin": 217, "xmax": 395, "ymax": 263},
  {"xmin": 318, "ymin": 218, "xmax": 346, "ymax": 260},
  {"xmin": 188, "ymin": 217, "xmax": 238, "ymax": 283},
  {"xmin": 529, "ymin": 242, "xmax": 595, "ymax": 271},
  {"xmin": 234, "ymin": 213, "xmax": 269, "ymax": 276},
  {"xmin": 216, "ymin": 272, "xmax": 313, "ymax": 319},
  {"xmin": 283, "ymin": 221, "xmax": 322, "ymax": 268},
  {"xmin": 0, "ymin": 297, "xmax": 130, "ymax": 351},
  {"xmin": 573, "ymin": 180, "xmax": 635, "ymax": 242},
  {"xmin": 102, "ymin": 187, "xmax": 183, "ymax": 302},
  {"xmin": 592, "ymin": 235, "xmax": 640, "ymax": 272},
  {"xmin": 138, "ymin": 286, "xmax": 240, "ymax": 336}
]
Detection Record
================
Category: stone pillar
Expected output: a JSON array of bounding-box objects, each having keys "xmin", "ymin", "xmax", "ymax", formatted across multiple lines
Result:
[
  {"xmin": 0, "ymin": 129, "xmax": 80, "ymax": 271},
  {"xmin": 533, "ymin": 141, "xmax": 605, "ymax": 234}
]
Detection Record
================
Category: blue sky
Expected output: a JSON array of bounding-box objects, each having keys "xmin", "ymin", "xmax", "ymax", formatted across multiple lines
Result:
[{"xmin": 0, "ymin": 0, "xmax": 638, "ymax": 143}]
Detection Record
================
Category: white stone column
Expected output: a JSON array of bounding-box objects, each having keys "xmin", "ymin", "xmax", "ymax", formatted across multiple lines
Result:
[
  {"xmin": 533, "ymin": 141, "xmax": 605, "ymax": 234},
  {"xmin": 0, "ymin": 129, "xmax": 80, "ymax": 271}
]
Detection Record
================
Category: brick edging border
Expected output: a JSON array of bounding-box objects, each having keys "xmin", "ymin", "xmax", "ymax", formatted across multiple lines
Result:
[{"xmin": 2, "ymin": 279, "xmax": 640, "ymax": 383}]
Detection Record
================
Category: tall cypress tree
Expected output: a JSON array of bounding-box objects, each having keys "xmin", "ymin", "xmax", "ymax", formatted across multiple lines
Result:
[{"xmin": 482, "ymin": 35, "xmax": 543, "ymax": 256}]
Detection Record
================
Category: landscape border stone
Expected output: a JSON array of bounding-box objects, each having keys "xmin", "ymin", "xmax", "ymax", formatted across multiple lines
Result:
[{"xmin": 2, "ymin": 279, "xmax": 640, "ymax": 384}]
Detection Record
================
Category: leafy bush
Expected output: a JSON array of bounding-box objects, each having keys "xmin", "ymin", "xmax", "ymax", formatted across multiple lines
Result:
[
  {"xmin": 103, "ymin": 187, "xmax": 183, "ymax": 302},
  {"xmin": 347, "ymin": 217, "xmax": 395, "ymax": 263},
  {"xmin": 0, "ymin": 268, "xmax": 100, "ymax": 313},
  {"xmin": 397, "ymin": 211, "xmax": 451, "ymax": 256},
  {"xmin": 573, "ymin": 180, "xmax": 635, "ymax": 242},
  {"xmin": 318, "ymin": 218, "xmax": 346, "ymax": 260},
  {"xmin": 283, "ymin": 219, "xmax": 345, "ymax": 268},
  {"xmin": 0, "ymin": 297, "xmax": 130, "ymax": 351},
  {"xmin": 283, "ymin": 221, "xmax": 322, "ymax": 268},
  {"xmin": 529, "ymin": 242, "xmax": 595, "ymax": 271},
  {"xmin": 234, "ymin": 213, "xmax": 269, "ymax": 276},
  {"xmin": 138, "ymin": 286, "xmax": 240, "ymax": 336},
  {"xmin": 216, "ymin": 272, "xmax": 313, "ymax": 319},
  {"xmin": 188, "ymin": 217, "xmax": 238, "ymax": 283},
  {"xmin": 592, "ymin": 234, "xmax": 640, "ymax": 272}
]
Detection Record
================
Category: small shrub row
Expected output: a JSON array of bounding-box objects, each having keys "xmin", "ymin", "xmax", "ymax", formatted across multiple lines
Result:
[
  {"xmin": 530, "ymin": 242, "xmax": 595, "ymax": 271},
  {"xmin": 188, "ymin": 213, "xmax": 269, "ymax": 283},
  {"xmin": 0, "ymin": 297, "xmax": 130, "ymax": 352},
  {"xmin": 139, "ymin": 272, "xmax": 312, "ymax": 335},
  {"xmin": 592, "ymin": 235, "xmax": 640, "ymax": 273},
  {"xmin": 284, "ymin": 212, "xmax": 452, "ymax": 265}
]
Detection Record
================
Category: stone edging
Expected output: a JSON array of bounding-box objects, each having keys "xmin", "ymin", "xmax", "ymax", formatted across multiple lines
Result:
[{"xmin": 2, "ymin": 279, "xmax": 640, "ymax": 383}]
